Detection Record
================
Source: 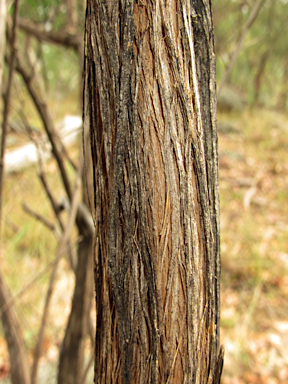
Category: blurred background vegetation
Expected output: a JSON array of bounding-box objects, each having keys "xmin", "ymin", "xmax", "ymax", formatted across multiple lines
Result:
[{"xmin": 1, "ymin": 0, "xmax": 288, "ymax": 383}]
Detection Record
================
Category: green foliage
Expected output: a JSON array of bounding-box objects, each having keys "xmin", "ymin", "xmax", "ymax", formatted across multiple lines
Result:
[
  {"xmin": 213, "ymin": 0, "xmax": 288, "ymax": 109},
  {"xmin": 19, "ymin": 0, "xmax": 66, "ymax": 29}
]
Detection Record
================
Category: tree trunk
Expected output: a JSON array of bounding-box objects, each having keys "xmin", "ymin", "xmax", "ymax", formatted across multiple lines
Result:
[{"xmin": 84, "ymin": 1, "xmax": 222, "ymax": 383}]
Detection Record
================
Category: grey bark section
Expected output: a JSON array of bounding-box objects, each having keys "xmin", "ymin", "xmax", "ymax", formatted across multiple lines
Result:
[{"xmin": 84, "ymin": 0, "xmax": 222, "ymax": 382}]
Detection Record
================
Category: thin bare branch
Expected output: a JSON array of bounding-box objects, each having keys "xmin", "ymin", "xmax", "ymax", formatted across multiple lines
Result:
[
  {"xmin": 80, "ymin": 352, "xmax": 94, "ymax": 384},
  {"xmin": 0, "ymin": 272, "xmax": 31, "ymax": 384},
  {"xmin": 14, "ymin": 52, "xmax": 73, "ymax": 200},
  {"xmin": 0, "ymin": 0, "xmax": 6, "ymax": 93},
  {"xmin": 0, "ymin": 247, "xmax": 66, "ymax": 314},
  {"xmin": 30, "ymin": 247, "xmax": 62, "ymax": 384},
  {"xmin": 37, "ymin": 151, "xmax": 77, "ymax": 270},
  {"xmin": 57, "ymin": 149, "xmax": 94, "ymax": 384},
  {"xmin": 38, "ymin": 171, "xmax": 64, "ymax": 228},
  {"xmin": 0, "ymin": 0, "xmax": 20, "ymax": 234},
  {"xmin": 0, "ymin": 3, "xmax": 31, "ymax": 384},
  {"xmin": 18, "ymin": 19, "xmax": 81, "ymax": 54},
  {"xmin": 22, "ymin": 203, "xmax": 57, "ymax": 234},
  {"xmin": 218, "ymin": 0, "xmax": 267, "ymax": 94},
  {"xmin": 57, "ymin": 146, "xmax": 83, "ymax": 257}
]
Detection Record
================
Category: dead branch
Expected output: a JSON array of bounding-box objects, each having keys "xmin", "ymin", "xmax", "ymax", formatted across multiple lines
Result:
[
  {"xmin": 4, "ymin": 217, "xmax": 19, "ymax": 233},
  {"xmin": 0, "ymin": 272, "xmax": 31, "ymax": 384},
  {"xmin": 22, "ymin": 203, "xmax": 58, "ymax": 234},
  {"xmin": 1, "ymin": 256, "xmax": 60, "ymax": 315},
  {"xmin": 37, "ymin": 151, "xmax": 77, "ymax": 270},
  {"xmin": 14, "ymin": 52, "xmax": 73, "ymax": 200},
  {"xmin": 80, "ymin": 352, "xmax": 94, "ymax": 384},
  {"xmin": 57, "ymin": 147, "xmax": 83, "ymax": 257},
  {"xmin": 0, "ymin": 0, "xmax": 20, "ymax": 233},
  {"xmin": 218, "ymin": 0, "xmax": 267, "ymax": 94},
  {"xmin": 18, "ymin": 19, "xmax": 81, "ymax": 54},
  {"xmin": 57, "ymin": 151, "xmax": 94, "ymax": 384},
  {"xmin": 30, "ymin": 246, "xmax": 62, "ymax": 384},
  {"xmin": 38, "ymin": 171, "xmax": 64, "ymax": 228},
  {"xmin": 0, "ymin": 2, "xmax": 31, "ymax": 384}
]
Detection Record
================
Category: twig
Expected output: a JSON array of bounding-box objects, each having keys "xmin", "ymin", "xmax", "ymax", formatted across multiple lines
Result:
[
  {"xmin": 30, "ymin": 244, "xmax": 61, "ymax": 384},
  {"xmin": 0, "ymin": 6, "xmax": 31, "ymax": 383},
  {"xmin": 38, "ymin": 171, "xmax": 64, "ymax": 228},
  {"xmin": 35, "ymin": 135, "xmax": 77, "ymax": 271},
  {"xmin": 22, "ymin": 203, "xmax": 58, "ymax": 234},
  {"xmin": 0, "ymin": 0, "xmax": 20, "ymax": 235},
  {"xmin": 14, "ymin": 52, "xmax": 73, "ymax": 200},
  {"xmin": 32, "ymin": 156, "xmax": 84, "ymax": 383},
  {"xmin": 0, "ymin": 271, "xmax": 30, "ymax": 384},
  {"xmin": 4, "ymin": 217, "xmax": 19, "ymax": 233},
  {"xmin": 37, "ymin": 151, "xmax": 77, "ymax": 271},
  {"xmin": 57, "ymin": 146, "xmax": 84, "ymax": 256},
  {"xmin": 18, "ymin": 18, "xmax": 81, "ymax": 54},
  {"xmin": 0, "ymin": 244, "xmax": 71, "ymax": 314},
  {"xmin": 80, "ymin": 352, "xmax": 94, "ymax": 384}
]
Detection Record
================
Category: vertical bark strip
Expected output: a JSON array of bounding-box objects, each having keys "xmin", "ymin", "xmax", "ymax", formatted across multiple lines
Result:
[{"xmin": 84, "ymin": 0, "xmax": 221, "ymax": 382}]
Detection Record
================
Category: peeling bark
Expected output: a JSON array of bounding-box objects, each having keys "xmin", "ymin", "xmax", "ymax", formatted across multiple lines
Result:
[{"xmin": 84, "ymin": 0, "xmax": 221, "ymax": 382}]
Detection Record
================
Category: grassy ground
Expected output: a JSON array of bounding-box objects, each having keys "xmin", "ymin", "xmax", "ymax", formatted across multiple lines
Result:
[
  {"xmin": 0, "ymin": 113, "xmax": 83, "ymax": 382},
  {"xmin": 1, "ymin": 107, "xmax": 288, "ymax": 383},
  {"xmin": 219, "ymin": 109, "xmax": 288, "ymax": 383}
]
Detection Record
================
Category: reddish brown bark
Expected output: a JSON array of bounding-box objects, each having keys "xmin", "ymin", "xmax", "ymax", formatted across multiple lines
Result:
[{"xmin": 84, "ymin": 1, "xmax": 222, "ymax": 382}]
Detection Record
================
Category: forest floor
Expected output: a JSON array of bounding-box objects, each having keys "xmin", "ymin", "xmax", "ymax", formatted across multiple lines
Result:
[
  {"xmin": 1, "ymin": 107, "xmax": 288, "ymax": 383},
  {"xmin": 219, "ymin": 108, "xmax": 288, "ymax": 383}
]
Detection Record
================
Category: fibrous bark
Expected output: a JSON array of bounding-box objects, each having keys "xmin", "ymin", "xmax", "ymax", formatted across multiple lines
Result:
[{"xmin": 84, "ymin": 0, "xmax": 222, "ymax": 383}]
